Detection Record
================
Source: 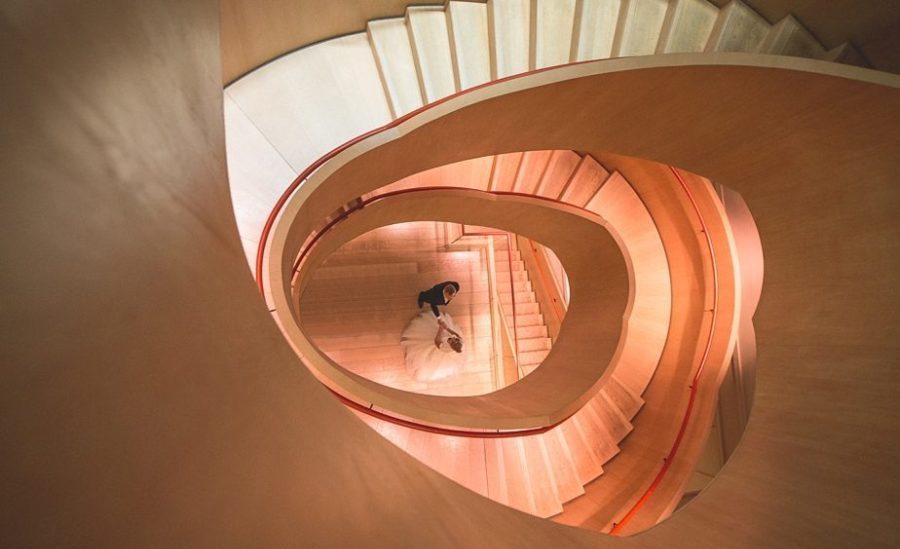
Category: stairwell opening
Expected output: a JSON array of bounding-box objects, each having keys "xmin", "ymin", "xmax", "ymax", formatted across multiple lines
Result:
[{"xmin": 299, "ymin": 220, "xmax": 568, "ymax": 397}]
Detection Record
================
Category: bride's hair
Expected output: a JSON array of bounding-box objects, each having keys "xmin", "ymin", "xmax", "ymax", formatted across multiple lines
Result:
[{"xmin": 448, "ymin": 336, "xmax": 463, "ymax": 353}]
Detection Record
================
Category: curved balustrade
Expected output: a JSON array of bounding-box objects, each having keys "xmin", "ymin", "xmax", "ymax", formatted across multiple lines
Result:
[{"xmin": 250, "ymin": 56, "xmax": 749, "ymax": 528}]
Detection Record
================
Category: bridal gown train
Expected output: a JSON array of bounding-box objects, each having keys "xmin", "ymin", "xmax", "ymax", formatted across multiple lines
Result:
[{"xmin": 400, "ymin": 311, "xmax": 465, "ymax": 382}]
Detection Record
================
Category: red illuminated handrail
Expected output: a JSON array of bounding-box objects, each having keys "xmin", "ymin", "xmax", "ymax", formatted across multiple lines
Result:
[{"xmin": 608, "ymin": 166, "xmax": 720, "ymax": 535}]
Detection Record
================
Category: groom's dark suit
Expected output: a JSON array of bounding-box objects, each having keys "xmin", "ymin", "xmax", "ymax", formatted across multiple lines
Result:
[{"xmin": 417, "ymin": 281, "xmax": 460, "ymax": 317}]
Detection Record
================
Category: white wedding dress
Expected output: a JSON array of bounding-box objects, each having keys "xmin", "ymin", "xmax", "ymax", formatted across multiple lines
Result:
[{"xmin": 401, "ymin": 311, "xmax": 465, "ymax": 382}]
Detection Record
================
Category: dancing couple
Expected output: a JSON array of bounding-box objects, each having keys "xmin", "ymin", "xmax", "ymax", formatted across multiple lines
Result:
[{"xmin": 401, "ymin": 281, "xmax": 465, "ymax": 382}]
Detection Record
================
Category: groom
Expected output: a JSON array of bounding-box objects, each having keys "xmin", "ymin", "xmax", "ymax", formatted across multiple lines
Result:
[
  {"xmin": 417, "ymin": 281, "xmax": 460, "ymax": 318},
  {"xmin": 417, "ymin": 281, "xmax": 462, "ymax": 342}
]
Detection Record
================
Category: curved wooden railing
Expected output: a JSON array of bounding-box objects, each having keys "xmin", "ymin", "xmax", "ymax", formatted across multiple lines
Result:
[
  {"xmin": 251, "ymin": 62, "xmax": 723, "ymax": 519},
  {"xmin": 608, "ymin": 166, "xmax": 721, "ymax": 535}
]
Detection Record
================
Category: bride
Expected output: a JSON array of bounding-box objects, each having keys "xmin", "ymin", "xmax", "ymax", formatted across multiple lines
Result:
[{"xmin": 400, "ymin": 311, "xmax": 465, "ymax": 382}]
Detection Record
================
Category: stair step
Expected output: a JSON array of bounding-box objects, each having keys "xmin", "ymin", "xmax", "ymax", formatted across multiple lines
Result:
[
  {"xmin": 496, "ymin": 279, "xmax": 533, "ymax": 293},
  {"xmin": 657, "ymin": 0, "xmax": 719, "ymax": 54},
  {"xmin": 505, "ymin": 312, "xmax": 544, "ymax": 327},
  {"xmin": 826, "ymin": 42, "xmax": 869, "ymax": 68},
  {"xmin": 500, "ymin": 438, "xmax": 538, "ymax": 514},
  {"xmin": 759, "ymin": 14, "xmax": 826, "ymax": 59},
  {"xmin": 535, "ymin": 150, "xmax": 581, "ymax": 199},
  {"xmin": 571, "ymin": 408, "xmax": 617, "ymax": 469},
  {"xmin": 498, "ymin": 290, "xmax": 537, "ymax": 304},
  {"xmin": 407, "ymin": 6, "xmax": 457, "ymax": 102},
  {"xmin": 589, "ymin": 393, "xmax": 633, "ymax": 443},
  {"xmin": 300, "ymin": 293, "xmax": 492, "ymax": 315},
  {"xmin": 584, "ymin": 170, "xmax": 629, "ymax": 216},
  {"xmin": 511, "ymin": 324, "xmax": 548, "ymax": 339},
  {"xmin": 704, "ymin": 0, "xmax": 770, "ymax": 53},
  {"xmin": 541, "ymin": 430, "xmax": 586, "ymax": 503},
  {"xmin": 532, "ymin": 0, "xmax": 576, "ymax": 69},
  {"xmin": 573, "ymin": 403, "xmax": 619, "ymax": 465},
  {"xmin": 484, "ymin": 439, "xmax": 512, "ymax": 506},
  {"xmin": 512, "ymin": 150, "xmax": 554, "ymax": 194},
  {"xmin": 301, "ymin": 298, "xmax": 494, "ymax": 318},
  {"xmin": 517, "ymin": 337, "xmax": 552, "ymax": 352},
  {"xmin": 447, "ymin": 0, "xmax": 491, "ymax": 89},
  {"xmin": 517, "ymin": 348, "xmax": 550, "ymax": 365},
  {"xmin": 571, "ymin": 0, "xmax": 621, "ymax": 61},
  {"xmin": 368, "ymin": 18, "xmax": 424, "ymax": 117},
  {"xmin": 504, "ymin": 301, "xmax": 541, "ymax": 315},
  {"xmin": 612, "ymin": 0, "xmax": 668, "ymax": 57},
  {"xmin": 489, "ymin": 0, "xmax": 531, "ymax": 78},
  {"xmin": 488, "ymin": 152, "xmax": 524, "ymax": 192},
  {"xmin": 493, "ymin": 259, "xmax": 526, "ymax": 272},
  {"xmin": 312, "ymin": 330, "xmax": 495, "ymax": 353},
  {"xmin": 602, "ymin": 374, "xmax": 645, "ymax": 420},
  {"xmin": 303, "ymin": 279, "xmax": 492, "ymax": 303},
  {"xmin": 559, "ymin": 155, "xmax": 610, "ymax": 207},
  {"xmin": 520, "ymin": 436, "xmax": 565, "ymax": 517},
  {"xmin": 558, "ymin": 417, "xmax": 604, "ymax": 485}
]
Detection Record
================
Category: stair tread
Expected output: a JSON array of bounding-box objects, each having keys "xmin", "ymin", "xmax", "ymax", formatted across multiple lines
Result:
[
  {"xmin": 447, "ymin": 0, "xmax": 491, "ymax": 89},
  {"xmin": 407, "ymin": 6, "xmax": 457, "ymax": 101},
  {"xmin": 368, "ymin": 18, "xmax": 424, "ymax": 117}
]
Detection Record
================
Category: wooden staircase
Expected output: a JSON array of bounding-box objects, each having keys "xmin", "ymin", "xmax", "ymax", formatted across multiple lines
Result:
[
  {"xmin": 298, "ymin": 149, "xmax": 666, "ymax": 517},
  {"xmin": 222, "ymin": 0, "xmax": 842, "ymax": 527}
]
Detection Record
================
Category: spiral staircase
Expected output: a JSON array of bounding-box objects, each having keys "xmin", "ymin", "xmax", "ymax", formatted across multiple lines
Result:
[
  {"xmin": 221, "ymin": 0, "xmax": 827, "ymax": 532},
  {"xmin": 5, "ymin": 1, "xmax": 899, "ymax": 547}
]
